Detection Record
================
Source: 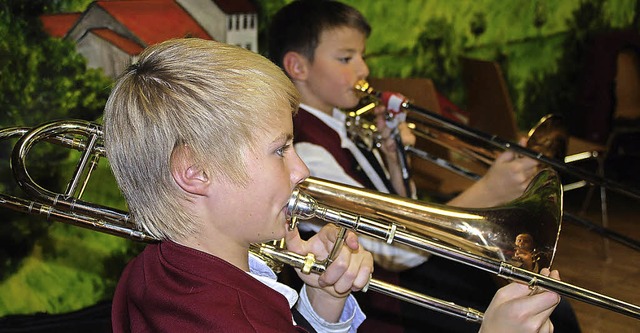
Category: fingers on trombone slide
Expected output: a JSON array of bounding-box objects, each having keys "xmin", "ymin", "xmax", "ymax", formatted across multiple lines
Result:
[
  {"xmin": 361, "ymin": 273, "xmax": 372, "ymax": 293},
  {"xmin": 527, "ymin": 268, "xmax": 560, "ymax": 298}
]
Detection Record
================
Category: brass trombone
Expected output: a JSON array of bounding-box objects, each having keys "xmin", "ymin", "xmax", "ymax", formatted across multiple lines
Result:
[
  {"xmin": 0, "ymin": 119, "xmax": 483, "ymax": 322},
  {"xmin": 353, "ymin": 80, "xmax": 640, "ymax": 201},
  {"xmin": 2, "ymin": 120, "xmax": 639, "ymax": 321},
  {"xmin": 350, "ymin": 80, "xmax": 640, "ymax": 252},
  {"xmin": 288, "ymin": 176, "xmax": 640, "ymax": 320}
]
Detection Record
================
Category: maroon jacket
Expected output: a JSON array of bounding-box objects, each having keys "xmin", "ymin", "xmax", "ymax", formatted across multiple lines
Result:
[
  {"xmin": 293, "ymin": 107, "xmax": 386, "ymax": 191},
  {"xmin": 112, "ymin": 241, "xmax": 306, "ymax": 332}
]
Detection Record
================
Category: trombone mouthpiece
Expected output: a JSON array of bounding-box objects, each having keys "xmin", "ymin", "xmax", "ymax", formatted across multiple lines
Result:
[
  {"xmin": 286, "ymin": 188, "xmax": 318, "ymax": 221},
  {"xmin": 354, "ymin": 80, "xmax": 374, "ymax": 96}
]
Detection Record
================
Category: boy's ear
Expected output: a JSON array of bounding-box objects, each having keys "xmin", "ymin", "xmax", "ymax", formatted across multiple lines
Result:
[
  {"xmin": 172, "ymin": 163, "xmax": 210, "ymax": 196},
  {"xmin": 283, "ymin": 51, "xmax": 308, "ymax": 81},
  {"xmin": 171, "ymin": 147, "xmax": 209, "ymax": 196}
]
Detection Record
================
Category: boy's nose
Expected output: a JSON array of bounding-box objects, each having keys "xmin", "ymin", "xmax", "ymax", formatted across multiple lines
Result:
[
  {"xmin": 356, "ymin": 57, "xmax": 369, "ymax": 79},
  {"xmin": 290, "ymin": 152, "xmax": 310, "ymax": 186}
]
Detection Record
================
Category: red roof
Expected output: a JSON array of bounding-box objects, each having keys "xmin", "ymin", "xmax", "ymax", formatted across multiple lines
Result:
[
  {"xmin": 97, "ymin": 0, "xmax": 212, "ymax": 45},
  {"xmin": 214, "ymin": 0, "xmax": 257, "ymax": 13},
  {"xmin": 40, "ymin": 13, "xmax": 82, "ymax": 38},
  {"xmin": 91, "ymin": 28, "xmax": 145, "ymax": 55}
]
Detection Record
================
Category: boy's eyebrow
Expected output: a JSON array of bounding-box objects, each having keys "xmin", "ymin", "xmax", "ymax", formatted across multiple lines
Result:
[
  {"xmin": 338, "ymin": 47, "xmax": 359, "ymax": 53},
  {"xmin": 336, "ymin": 47, "xmax": 366, "ymax": 57},
  {"xmin": 271, "ymin": 133, "xmax": 293, "ymax": 145}
]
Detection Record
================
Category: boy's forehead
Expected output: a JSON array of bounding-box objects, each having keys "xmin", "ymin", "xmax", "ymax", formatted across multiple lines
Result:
[
  {"xmin": 254, "ymin": 112, "xmax": 293, "ymax": 147},
  {"xmin": 319, "ymin": 26, "xmax": 366, "ymax": 48},
  {"xmin": 265, "ymin": 103, "xmax": 295, "ymax": 130}
]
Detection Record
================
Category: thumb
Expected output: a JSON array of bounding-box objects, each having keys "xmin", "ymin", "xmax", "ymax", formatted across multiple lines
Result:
[
  {"xmin": 284, "ymin": 226, "xmax": 306, "ymax": 254},
  {"xmin": 518, "ymin": 136, "xmax": 528, "ymax": 147},
  {"xmin": 495, "ymin": 150, "xmax": 515, "ymax": 163}
]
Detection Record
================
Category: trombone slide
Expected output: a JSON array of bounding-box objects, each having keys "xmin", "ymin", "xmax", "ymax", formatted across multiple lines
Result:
[{"xmin": 252, "ymin": 243, "xmax": 484, "ymax": 323}]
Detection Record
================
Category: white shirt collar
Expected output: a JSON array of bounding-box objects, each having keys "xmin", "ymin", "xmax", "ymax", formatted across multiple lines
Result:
[
  {"xmin": 248, "ymin": 253, "xmax": 298, "ymax": 309},
  {"xmin": 298, "ymin": 103, "xmax": 390, "ymax": 193},
  {"xmin": 299, "ymin": 103, "xmax": 346, "ymax": 136}
]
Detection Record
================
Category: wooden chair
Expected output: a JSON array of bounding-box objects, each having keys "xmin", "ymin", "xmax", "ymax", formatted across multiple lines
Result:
[
  {"xmin": 579, "ymin": 49, "xmax": 640, "ymax": 259},
  {"xmin": 460, "ymin": 57, "xmax": 520, "ymax": 141}
]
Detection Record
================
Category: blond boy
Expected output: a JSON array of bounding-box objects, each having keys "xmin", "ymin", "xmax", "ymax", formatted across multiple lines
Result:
[{"xmin": 104, "ymin": 38, "xmax": 373, "ymax": 332}]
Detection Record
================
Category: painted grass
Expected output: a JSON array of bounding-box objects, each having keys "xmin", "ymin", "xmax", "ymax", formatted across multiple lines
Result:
[{"xmin": 0, "ymin": 150, "xmax": 138, "ymax": 315}]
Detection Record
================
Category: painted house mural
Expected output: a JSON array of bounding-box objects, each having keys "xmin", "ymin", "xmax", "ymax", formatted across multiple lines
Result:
[{"xmin": 40, "ymin": 0, "xmax": 258, "ymax": 78}]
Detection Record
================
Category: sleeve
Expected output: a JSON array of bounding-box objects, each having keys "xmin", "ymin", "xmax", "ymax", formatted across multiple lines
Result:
[{"xmin": 295, "ymin": 285, "xmax": 365, "ymax": 333}]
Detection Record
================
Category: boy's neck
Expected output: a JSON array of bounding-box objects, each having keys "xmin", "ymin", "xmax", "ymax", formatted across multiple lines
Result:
[{"xmin": 177, "ymin": 235, "xmax": 251, "ymax": 272}]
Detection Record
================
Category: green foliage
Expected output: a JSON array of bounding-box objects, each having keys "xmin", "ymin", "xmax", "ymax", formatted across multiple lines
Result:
[
  {"xmin": 470, "ymin": 12, "xmax": 488, "ymax": 38},
  {"xmin": 254, "ymin": 0, "xmax": 291, "ymax": 56},
  {"xmin": 0, "ymin": 27, "xmax": 111, "ymax": 126},
  {"xmin": 46, "ymin": 0, "xmax": 94, "ymax": 13},
  {"xmin": 0, "ymin": 0, "xmax": 136, "ymax": 316},
  {"xmin": 0, "ymin": 0, "xmax": 110, "ymax": 280},
  {"xmin": 520, "ymin": 0, "xmax": 613, "ymax": 132},
  {"xmin": 533, "ymin": 1, "xmax": 548, "ymax": 30},
  {"xmin": 410, "ymin": 17, "xmax": 466, "ymax": 105},
  {"xmin": 0, "ymin": 148, "xmax": 139, "ymax": 315}
]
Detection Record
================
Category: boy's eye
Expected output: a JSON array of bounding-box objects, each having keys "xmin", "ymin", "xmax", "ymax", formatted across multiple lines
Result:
[
  {"xmin": 338, "ymin": 56, "xmax": 352, "ymax": 64},
  {"xmin": 276, "ymin": 143, "xmax": 291, "ymax": 157}
]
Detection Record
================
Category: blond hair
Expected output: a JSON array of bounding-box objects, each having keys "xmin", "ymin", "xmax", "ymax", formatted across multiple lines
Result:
[{"xmin": 104, "ymin": 38, "xmax": 299, "ymax": 240}]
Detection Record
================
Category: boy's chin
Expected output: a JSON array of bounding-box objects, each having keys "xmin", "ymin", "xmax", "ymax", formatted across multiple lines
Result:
[
  {"xmin": 343, "ymin": 99, "xmax": 361, "ymax": 110},
  {"xmin": 268, "ymin": 226, "xmax": 288, "ymax": 241}
]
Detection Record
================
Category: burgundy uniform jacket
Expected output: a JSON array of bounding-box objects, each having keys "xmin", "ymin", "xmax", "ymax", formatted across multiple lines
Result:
[
  {"xmin": 112, "ymin": 241, "xmax": 307, "ymax": 332},
  {"xmin": 293, "ymin": 107, "xmax": 382, "ymax": 190}
]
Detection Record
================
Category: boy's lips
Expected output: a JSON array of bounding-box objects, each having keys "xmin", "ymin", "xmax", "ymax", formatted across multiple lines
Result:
[{"xmin": 282, "ymin": 198, "xmax": 291, "ymax": 219}]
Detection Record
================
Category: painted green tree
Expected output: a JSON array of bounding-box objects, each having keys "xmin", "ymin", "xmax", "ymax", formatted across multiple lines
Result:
[{"xmin": 0, "ymin": 0, "xmax": 139, "ymax": 316}]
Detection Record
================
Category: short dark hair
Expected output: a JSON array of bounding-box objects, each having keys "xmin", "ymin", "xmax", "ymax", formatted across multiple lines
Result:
[{"xmin": 267, "ymin": 0, "xmax": 371, "ymax": 69}]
